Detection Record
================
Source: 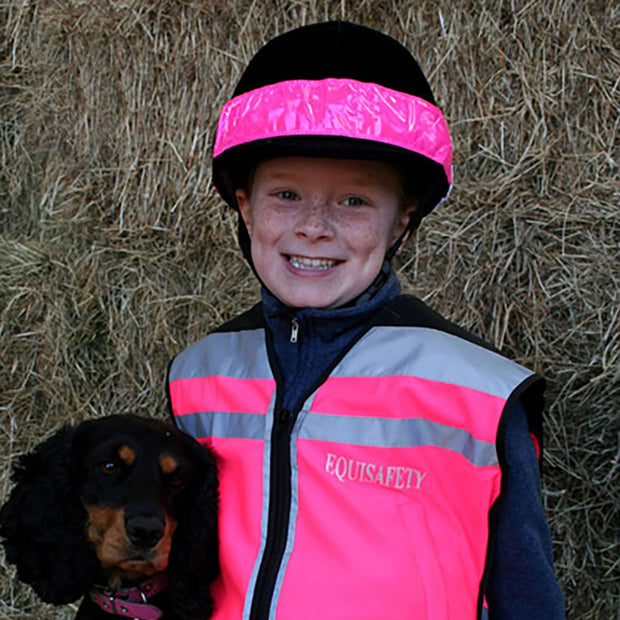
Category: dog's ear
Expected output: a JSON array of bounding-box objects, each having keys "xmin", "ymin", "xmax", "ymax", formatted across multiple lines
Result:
[
  {"xmin": 168, "ymin": 440, "xmax": 219, "ymax": 619},
  {"xmin": 0, "ymin": 425, "xmax": 100, "ymax": 604}
]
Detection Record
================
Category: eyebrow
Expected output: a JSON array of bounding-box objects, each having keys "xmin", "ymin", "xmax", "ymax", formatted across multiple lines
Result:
[
  {"xmin": 263, "ymin": 171, "xmax": 383, "ymax": 188},
  {"xmin": 260, "ymin": 171, "xmax": 299, "ymax": 182}
]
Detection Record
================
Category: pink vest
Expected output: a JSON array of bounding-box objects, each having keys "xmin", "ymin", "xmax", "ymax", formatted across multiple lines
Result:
[{"xmin": 169, "ymin": 324, "xmax": 538, "ymax": 619}]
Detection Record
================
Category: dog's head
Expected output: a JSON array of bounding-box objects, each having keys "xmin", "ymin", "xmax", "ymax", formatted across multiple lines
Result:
[
  {"xmin": 0, "ymin": 414, "xmax": 219, "ymax": 613},
  {"xmin": 72, "ymin": 415, "xmax": 216, "ymax": 584}
]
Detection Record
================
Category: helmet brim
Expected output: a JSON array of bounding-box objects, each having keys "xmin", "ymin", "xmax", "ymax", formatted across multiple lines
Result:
[{"xmin": 213, "ymin": 134, "xmax": 450, "ymax": 217}]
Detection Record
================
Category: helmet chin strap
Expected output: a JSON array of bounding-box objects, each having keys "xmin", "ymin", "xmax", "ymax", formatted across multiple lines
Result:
[
  {"xmin": 354, "ymin": 259, "xmax": 392, "ymax": 306},
  {"xmin": 385, "ymin": 228, "xmax": 409, "ymax": 263},
  {"xmin": 358, "ymin": 210, "xmax": 422, "ymax": 304},
  {"xmin": 386, "ymin": 209, "xmax": 422, "ymax": 261}
]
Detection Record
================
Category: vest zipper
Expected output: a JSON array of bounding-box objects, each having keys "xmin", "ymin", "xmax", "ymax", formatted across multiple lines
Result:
[
  {"xmin": 249, "ymin": 406, "xmax": 294, "ymax": 620},
  {"xmin": 290, "ymin": 316, "xmax": 299, "ymax": 343}
]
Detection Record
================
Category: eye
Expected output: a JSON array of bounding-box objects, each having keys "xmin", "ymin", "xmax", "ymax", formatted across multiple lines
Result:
[
  {"xmin": 342, "ymin": 196, "xmax": 366, "ymax": 207},
  {"xmin": 99, "ymin": 461, "xmax": 118, "ymax": 475},
  {"xmin": 275, "ymin": 189, "xmax": 299, "ymax": 201},
  {"xmin": 166, "ymin": 473, "xmax": 185, "ymax": 488}
]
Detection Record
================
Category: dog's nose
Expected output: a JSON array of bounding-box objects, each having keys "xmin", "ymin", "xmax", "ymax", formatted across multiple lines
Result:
[{"xmin": 125, "ymin": 516, "xmax": 165, "ymax": 548}]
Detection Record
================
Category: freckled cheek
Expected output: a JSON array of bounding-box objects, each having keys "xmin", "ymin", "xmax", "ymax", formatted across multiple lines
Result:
[
  {"xmin": 251, "ymin": 216, "xmax": 291, "ymax": 253},
  {"xmin": 345, "ymin": 225, "xmax": 391, "ymax": 257}
]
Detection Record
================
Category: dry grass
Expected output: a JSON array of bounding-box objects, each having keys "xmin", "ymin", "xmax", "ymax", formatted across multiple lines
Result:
[{"xmin": 1, "ymin": 0, "xmax": 618, "ymax": 617}]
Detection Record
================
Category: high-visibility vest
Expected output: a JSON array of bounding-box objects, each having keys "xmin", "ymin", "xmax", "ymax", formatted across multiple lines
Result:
[{"xmin": 168, "ymin": 297, "xmax": 543, "ymax": 620}]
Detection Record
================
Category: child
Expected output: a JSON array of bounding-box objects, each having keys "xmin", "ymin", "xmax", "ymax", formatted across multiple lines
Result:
[{"xmin": 168, "ymin": 21, "xmax": 565, "ymax": 619}]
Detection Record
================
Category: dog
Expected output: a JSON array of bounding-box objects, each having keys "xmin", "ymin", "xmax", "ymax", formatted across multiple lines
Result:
[{"xmin": 0, "ymin": 414, "xmax": 219, "ymax": 619}]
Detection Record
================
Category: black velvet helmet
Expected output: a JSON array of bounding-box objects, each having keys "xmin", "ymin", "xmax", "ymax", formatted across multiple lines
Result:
[{"xmin": 212, "ymin": 21, "xmax": 453, "ymax": 258}]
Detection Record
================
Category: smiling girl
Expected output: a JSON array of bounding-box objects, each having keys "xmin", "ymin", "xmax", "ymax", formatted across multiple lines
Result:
[{"xmin": 168, "ymin": 21, "xmax": 564, "ymax": 620}]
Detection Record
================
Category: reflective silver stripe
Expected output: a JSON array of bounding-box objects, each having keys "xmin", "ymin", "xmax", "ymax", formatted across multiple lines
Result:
[
  {"xmin": 299, "ymin": 412, "xmax": 498, "ymax": 467},
  {"xmin": 334, "ymin": 326, "xmax": 532, "ymax": 399},
  {"xmin": 173, "ymin": 394, "xmax": 498, "ymax": 466},
  {"xmin": 269, "ymin": 404, "xmax": 308, "ymax": 618},
  {"xmin": 170, "ymin": 329, "xmax": 271, "ymax": 381},
  {"xmin": 171, "ymin": 326, "xmax": 531, "ymax": 398},
  {"xmin": 174, "ymin": 410, "xmax": 266, "ymax": 441},
  {"xmin": 243, "ymin": 392, "xmax": 278, "ymax": 620},
  {"xmin": 481, "ymin": 605, "xmax": 489, "ymax": 620}
]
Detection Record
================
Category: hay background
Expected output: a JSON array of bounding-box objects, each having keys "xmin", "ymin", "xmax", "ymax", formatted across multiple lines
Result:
[{"xmin": 0, "ymin": 0, "xmax": 617, "ymax": 617}]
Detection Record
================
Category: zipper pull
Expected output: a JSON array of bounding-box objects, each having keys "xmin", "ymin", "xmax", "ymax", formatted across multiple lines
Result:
[{"xmin": 290, "ymin": 316, "xmax": 299, "ymax": 343}]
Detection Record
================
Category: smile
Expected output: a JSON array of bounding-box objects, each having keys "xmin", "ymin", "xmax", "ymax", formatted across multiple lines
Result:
[{"xmin": 288, "ymin": 255, "xmax": 339, "ymax": 270}]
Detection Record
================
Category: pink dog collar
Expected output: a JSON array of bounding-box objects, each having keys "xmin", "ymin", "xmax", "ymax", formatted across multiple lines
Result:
[{"xmin": 90, "ymin": 573, "xmax": 168, "ymax": 619}]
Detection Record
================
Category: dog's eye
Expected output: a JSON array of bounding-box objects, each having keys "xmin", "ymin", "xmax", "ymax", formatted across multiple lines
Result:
[
  {"xmin": 99, "ymin": 461, "xmax": 118, "ymax": 475},
  {"xmin": 167, "ymin": 473, "xmax": 184, "ymax": 488}
]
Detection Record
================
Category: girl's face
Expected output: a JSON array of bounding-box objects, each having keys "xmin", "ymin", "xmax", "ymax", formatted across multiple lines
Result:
[{"xmin": 236, "ymin": 157, "xmax": 415, "ymax": 309}]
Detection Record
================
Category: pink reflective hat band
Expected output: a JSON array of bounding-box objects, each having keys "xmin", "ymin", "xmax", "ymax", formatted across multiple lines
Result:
[{"xmin": 214, "ymin": 78, "xmax": 453, "ymax": 185}]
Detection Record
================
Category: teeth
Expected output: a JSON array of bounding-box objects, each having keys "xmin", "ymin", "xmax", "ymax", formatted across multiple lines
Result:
[{"xmin": 289, "ymin": 255, "xmax": 337, "ymax": 270}]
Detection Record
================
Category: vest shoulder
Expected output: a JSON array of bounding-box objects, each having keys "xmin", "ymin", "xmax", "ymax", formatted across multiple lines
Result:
[
  {"xmin": 169, "ymin": 302, "xmax": 265, "ymax": 376},
  {"xmin": 379, "ymin": 295, "xmax": 497, "ymax": 353},
  {"xmin": 169, "ymin": 302, "xmax": 269, "ymax": 382},
  {"xmin": 212, "ymin": 302, "xmax": 265, "ymax": 333},
  {"xmin": 370, "ymin": 295, "xmax": 545, "ymax": 413}
]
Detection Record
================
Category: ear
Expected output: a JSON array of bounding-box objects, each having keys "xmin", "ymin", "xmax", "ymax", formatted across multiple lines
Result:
[
  {"xmin": 391, "ymin": 204, "xmax": 419, "ymax": 253},
  {"xmin": 235, "ymin": 188, "xmax": 253, "ymax": 236},
  {"xmin": 168, "ymin": 440, "xmax": 219, "ymax": 619},
  {"xmin": 0, "ymin": 426, "xmax": 100, "ymax": 604}
]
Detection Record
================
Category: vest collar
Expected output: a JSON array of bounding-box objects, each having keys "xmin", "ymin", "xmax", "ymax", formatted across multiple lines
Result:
[
  {"xmin": 262, "ymin": 263, "xmax": 401, "ymax": 340},
  {"xmin": 89, "ymin": 572, "xmax": 168, "ymax": 619}
]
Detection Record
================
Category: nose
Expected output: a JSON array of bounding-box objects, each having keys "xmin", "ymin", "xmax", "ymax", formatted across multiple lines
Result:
[
  {"xmin": 125, "ymin": 515, "xmax": 165, "ymax": 549},
  {"xmin": 295, "ymin": 202, "xmax": 334, "ymax": 241}
]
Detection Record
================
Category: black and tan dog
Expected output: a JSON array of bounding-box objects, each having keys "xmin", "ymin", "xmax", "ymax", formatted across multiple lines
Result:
[{"xmin": 0, "ymin": 414, "xmax": 219, "ymax": 619}]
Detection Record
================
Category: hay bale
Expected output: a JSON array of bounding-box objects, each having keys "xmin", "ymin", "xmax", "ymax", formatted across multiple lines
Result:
[{"xmin": 1, "ymin": 1, "xmax": 617, "ymax": 617}]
